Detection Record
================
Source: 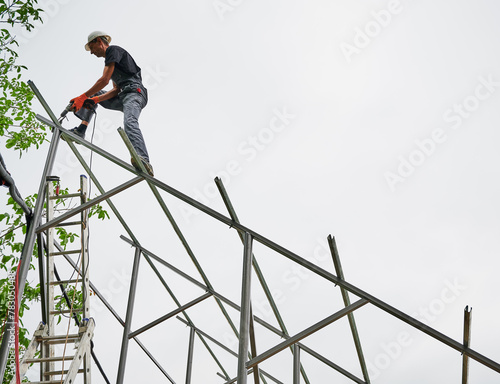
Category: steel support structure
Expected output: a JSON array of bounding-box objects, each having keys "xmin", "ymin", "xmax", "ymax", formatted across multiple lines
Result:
[
  {"xmin": 186, "ymin": 327, "xmax": 195, "ymax": 384},
  {"xmin": 293, "ymin": 345, "xmax": 300, "ymax": 384},
  {"xmin": 236, "ymin": 233, "xmax": 253, "ymax": 384},
  {"xmin": 328, "ymin": 235, "xmax": 370, "ymax": 383},
  {"xmin": 215, "ymin": 177, "xmax": 310, "ymax": 384},
  {"xmin": 462, "ymin": 306, "xmax": 472, "ymax": 384},
  {"xmin": 117, "ymin": 247, "xmax": 142, "ymax": 384},
  {"xmin": 3, "ymin": 82, "xmax": 500, "ymax": 384}
]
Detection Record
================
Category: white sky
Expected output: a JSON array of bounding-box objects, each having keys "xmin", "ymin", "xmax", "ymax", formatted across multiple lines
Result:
[{"xmin": 2, "ymin": 0, "xmax": 500, "ymax": 383}]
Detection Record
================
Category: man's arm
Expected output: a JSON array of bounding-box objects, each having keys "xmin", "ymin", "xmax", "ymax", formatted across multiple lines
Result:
[
  {"xmin": 95, "ymin": 81, "xmax": 120, "ymax": 102},
  {"xmin": 71, "ymin": 63, "xmax": 116, "ymax": 110},
  {"xmin": 84, "ymin": 62, "xmax": 115, "ymax": 96}
]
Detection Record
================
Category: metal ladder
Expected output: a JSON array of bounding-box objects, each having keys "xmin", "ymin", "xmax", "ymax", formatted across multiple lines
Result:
[{"xmin": 11, "ymin": 175, "xmax": 93, "ymax": 384}]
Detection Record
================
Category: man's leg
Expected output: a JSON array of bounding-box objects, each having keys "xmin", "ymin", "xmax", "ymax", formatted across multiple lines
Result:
[{"xmin": 121, "ymin": 92, "xmax": 150, "ymax": 162}]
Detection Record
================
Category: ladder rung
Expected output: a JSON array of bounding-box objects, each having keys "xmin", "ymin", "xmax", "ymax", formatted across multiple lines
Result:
[
  {"xmin": 25, "ymin": 355, "xmax": 75, "ymax": 363},
  {"xmin": 43, "ymin": 368, "xmax": 85, "ymax": 376},
  {"xmin": 49, "ymin": 279, "xmax": 81, "ymax": 286},
  {"xmin": 27, "ymin": 381, "xmax": 69, "ymax": 384},
  {"xmin": 38, "ymin": 333, "xmax": 80, "ymax": 341},
  {"xmin": 54, "ymin": 221, "xmax": 83, "ymax": 227},
  {"xmin": 50, "ymin": 193, "xmax": 82, "ymax": 200},
  {"xmin": 49, "ymin": 249, "xmax": 81, "ymax": 256},
  {"xmin": 50, "ymin": 308, "xmax": 83, "ymax": 315},
  {"xmin": 38, "ymin": 335, "xmax": 80, "ymax": 344}
]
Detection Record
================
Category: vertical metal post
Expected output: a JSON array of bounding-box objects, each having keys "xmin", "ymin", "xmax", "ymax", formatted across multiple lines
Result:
[
  {"xmin": 80, "ymin": 175, "xmax": 90, "ymax": 319},
  {"xmin": 80, "ymin": 175, "xmax": 91, "ymax": 384},
  {"xmin": 185, "ymin": 327, "xmax": 195, "ymax": 384},
  {"xmin": 462, "ymin": 306, "xmax": 472, "ymax": 384},
  {"xmin": 116, "ymin": 247, "xmax": 142, "ymax": 384},
  {"xmin": 249, "ymin": 306, "xmax": 260, "ymax": 384},
  {"xmin": 37, "ymin": 230, "xmax": 48, "ymax": 381},
  {"xmin": 36, "ymin": 233, "xmax": 47, "ymax": 325},
  {"xmin": 237, "ymin": 232, "xmax": 253, "ymax": 384},
  {"xmin": 43, "ymin": 179, "xmax": 57, "ymax": 379},
  {"xmin": 293, "ymin": 344, "xmax": 300, "ymax": 384},
  {"xmin": 0, "ymin": 94, "xmax": 61, "ymax": 379},
  {"xmin": 328, "ymin": 235, "xmax": 370, "ymax": 383},
  {"xmin": 118, "ymin": 126, "xmax": 242, "ymax": 350},
  {"xmin": 215, "ymin": 177, "xmax": 309, "ymax": 384}
]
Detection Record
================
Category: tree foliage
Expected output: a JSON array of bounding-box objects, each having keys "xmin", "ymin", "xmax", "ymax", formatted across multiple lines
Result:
[
  {"xmin": 1, "ymin": 6, "xmax": 47, "ymax": 376},
  {"xmin": 1, "ymin": 0, "xmax": 46, "ymax": 153}
]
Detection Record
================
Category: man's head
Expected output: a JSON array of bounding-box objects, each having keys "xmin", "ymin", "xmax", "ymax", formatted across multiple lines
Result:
[{"xmin": 85, "ymin": 31, "xmax": 111, "ymax": 57}]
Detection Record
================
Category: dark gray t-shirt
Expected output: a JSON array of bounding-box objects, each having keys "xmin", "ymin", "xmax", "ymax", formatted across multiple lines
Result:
[{"xmin": 105, "ymin": 45, "xmax": 143, "ymax": 89}]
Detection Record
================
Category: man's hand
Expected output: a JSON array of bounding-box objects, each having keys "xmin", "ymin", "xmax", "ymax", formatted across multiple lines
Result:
[
  {"xmin": 82, "ymin": 96, "xmax": 100, "ymax": 109},
  {"xmin": 70, "ymin": 93, "xmax": 88, "ymax": 112}
]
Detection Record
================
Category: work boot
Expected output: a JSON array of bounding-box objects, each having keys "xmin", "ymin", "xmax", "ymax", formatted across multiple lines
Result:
[
  {"xmin": 61, "ymin": 127, "xmax": 85, "ymax": 143},
  {"xmin": 131, "ymin": 157, "xmax": 154, "ymax": 177}
]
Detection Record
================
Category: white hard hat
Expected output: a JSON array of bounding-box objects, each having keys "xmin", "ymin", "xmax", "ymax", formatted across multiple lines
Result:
[{"xmin": 85, "ymin": 31, "xmax": 112, "ymax": 51}]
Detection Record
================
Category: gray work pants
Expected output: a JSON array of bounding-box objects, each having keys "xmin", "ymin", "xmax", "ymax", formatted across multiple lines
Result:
[{"xmin": 77, "ymin": 87, "xmax": 150, "ymax": 162}]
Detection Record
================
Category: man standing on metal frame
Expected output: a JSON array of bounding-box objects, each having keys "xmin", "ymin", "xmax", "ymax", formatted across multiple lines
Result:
[{"xmin": 68, "ymin": 31, "xmax": 154, "ymax": 176}]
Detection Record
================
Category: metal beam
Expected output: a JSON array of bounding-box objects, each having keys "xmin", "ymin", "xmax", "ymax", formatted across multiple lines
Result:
[
  {"xmin": 185, "ymin": 327, "xmax": 195, "ymax": 384},
  {"xmin": 293, "ymin": 344, "xmax": 300, "ymax": 384},
  {"xmin": 36, "ymin": 176, "xmax": 143, "ymax": 233},
  {"xmin": 462, "ymin": 306, "xmax": 472, "ymax": 384},
  {"xmin": 116, "ymin": 247, "xmax": 142, "ymax": 384},
  {"xmin": 237, "ymin": 233, "xmax": 254, "ymax": 384},
  {"xmin": 247, "ymin": 300, "xmax": 368, "ymax": 369},
  {"xmin": 328, "ymin": 235, "xmax": 370, "ymax": 383},
  {"xmin": 299, "ymin": 343, "xmax": 366, "ymax": 384},
  {"xmin": 128, "ymin": 292, "xmax": 213, "ymax": 339},
  {"xmin": 224, "ymin": 367, "xmax": 285, "ymax": 384},
  {"xmin": 215, "ymin": 177, "xmax": 310, "ymax": 384},
  {"xmin": 177, "ymin": 316, "xmax": 237, "ymax": 356},
  {"xmin": 36, "ymin": 234, "xmax": 47, "ymax": 324},
  {"xmin": 214, "ymin": 177, "xmax": 289, "ymax": 333},
  {"xmin": 249, "ymin": 306, "xmax": 260, "ymax": 384}
]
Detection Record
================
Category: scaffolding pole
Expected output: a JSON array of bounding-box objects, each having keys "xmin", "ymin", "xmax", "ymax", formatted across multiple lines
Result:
[
  {"xmin": 186, "ymin": 327, "xmax": 195, "ymax": 384},
  {"xmin": 328, "ymin": 235, "xmax": 370, "ymax": 383},
  {"xmin": 237, "ymin": 232, "xmax": 254, "ymax": 384},
  {"xmin": 117, "ymin": 247, "xmax": 142, "ymax": 384},
  {"xmin": 462, "ymin": 306, "xmax": 472, "ymax": 384},
  {"xmin": 214, "ymin": 176, "xmax": 311, "ymax": 384},
  {"xmin": 0, "ymin": 80, "xmax": 61, "ymax": 379}
]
